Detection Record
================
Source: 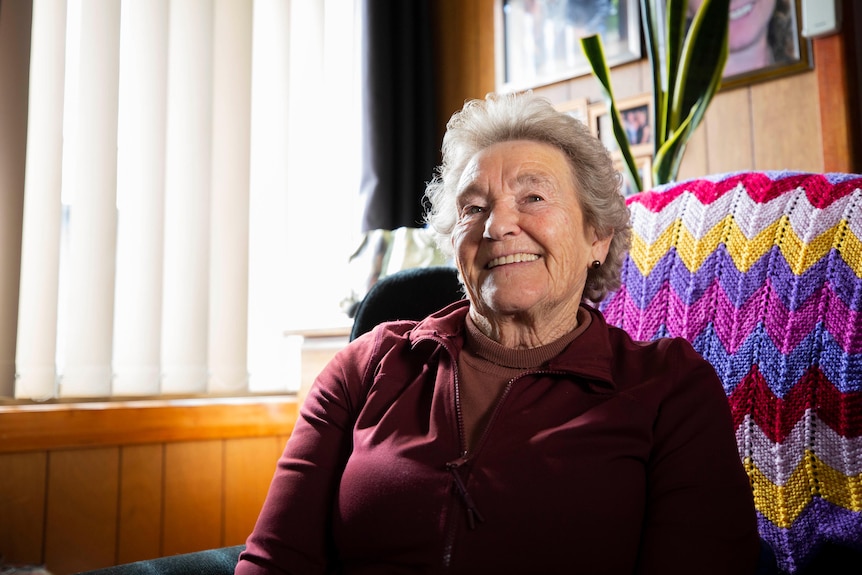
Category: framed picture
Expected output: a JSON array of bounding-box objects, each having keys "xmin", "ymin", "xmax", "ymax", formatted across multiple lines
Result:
[
  {"xmin": 495, "ymin": 0, "xmax": 642, "ymax": 93},
  {"xmin": 588, "ymin": 93, "xmax": 653, "ymax": 159},
  {"xmin": 718, "ymin": 0, "xmax": 812, "ymax": 91},
  {"xmin": 616, "ymin": 155, "xmax": 652, "ymax": 197},
  {"xmin": 555, "ymin": 98, "xmax": 589, "ymax": 125}
]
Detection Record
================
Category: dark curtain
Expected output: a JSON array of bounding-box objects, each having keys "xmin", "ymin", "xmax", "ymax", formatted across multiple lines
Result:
[{"xmin": 359, "ymin": 0, "xmax": 437, "ymax": 232}]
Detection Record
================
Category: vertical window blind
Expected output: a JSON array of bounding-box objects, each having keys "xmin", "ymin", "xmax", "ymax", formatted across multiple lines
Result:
[{"xmin": 3, "ymin": 0, "xmax": 362, "ymax": 400}]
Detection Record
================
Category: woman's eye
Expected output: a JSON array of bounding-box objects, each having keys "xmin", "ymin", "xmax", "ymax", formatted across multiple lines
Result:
[
  {"xmin": 465, "ymin": 205, "xmax": 484, "ymax": 215},
  {"xmin": 527, "ymin": 195, "xmax": 543, "ymax": 203}
]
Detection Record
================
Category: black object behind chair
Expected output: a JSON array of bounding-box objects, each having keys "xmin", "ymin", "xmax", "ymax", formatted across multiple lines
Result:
[{"xmin": 349, "ymin": 265, "xmax": 463, "ymax": 341}]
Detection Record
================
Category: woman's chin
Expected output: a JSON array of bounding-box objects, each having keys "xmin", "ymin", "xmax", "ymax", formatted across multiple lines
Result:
[{"xmin": 478, "ymin": 291, "xmax": 544, "ymax": 318}]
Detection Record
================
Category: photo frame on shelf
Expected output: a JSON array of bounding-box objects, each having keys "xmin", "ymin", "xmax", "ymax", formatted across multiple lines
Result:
[
  {"xmin": 588, "ymin": 93, "xmax": 653, "ymax": 159},
  {"xmin": 495, "ymin": 0, "xmax": 642, "ymax": 93},
  {"xmin": 554, "ymin": 98, "xmax": 589, "ymax": 126},
  {"xmin": 616, "ymin": 155, "xmax": 652, "ymax": 197},
  {"xmin": 719, "ymin": 0, "xmax": 813, "ymax": 91}
]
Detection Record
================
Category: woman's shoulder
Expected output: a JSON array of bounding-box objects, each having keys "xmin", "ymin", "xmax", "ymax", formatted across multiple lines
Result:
[
  {"xmin": 609, "ymin": 325, "xmax": 713, "ymax": 372},
  {"xmin": 604, "ymin": 324, "xmax": 724, "ymax": 401},
  {"xmin": 339, "ymin": 301, "xmax": 469, "ymax": 365}
]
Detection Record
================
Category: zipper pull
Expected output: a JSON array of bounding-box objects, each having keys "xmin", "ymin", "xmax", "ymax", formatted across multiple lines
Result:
[{"xmin": 446, "ymin": 460, "xmax": 486, "ymax": 529}]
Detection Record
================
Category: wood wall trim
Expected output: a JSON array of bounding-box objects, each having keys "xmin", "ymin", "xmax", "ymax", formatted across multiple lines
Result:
[
  {"xmin": 0, "ymin": 396, "xmax": 299, "ymax": 453},
  {"xmin": 814, "ymin": 33, "xmax": 857, "ymax": 172}
]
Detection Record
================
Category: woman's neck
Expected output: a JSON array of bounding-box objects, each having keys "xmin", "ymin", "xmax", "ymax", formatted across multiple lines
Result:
[{"xmin": 468, "ymin": 303, "xmax": 582, "ymax": 349}]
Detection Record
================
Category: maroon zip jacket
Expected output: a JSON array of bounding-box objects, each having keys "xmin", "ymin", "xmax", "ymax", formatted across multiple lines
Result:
[{"xmin": 237, "ymin": 301, "xmax": 759, "ymax": 575}]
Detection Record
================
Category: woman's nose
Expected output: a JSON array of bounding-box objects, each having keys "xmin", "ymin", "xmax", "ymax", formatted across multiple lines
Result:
[{"xmin": 483, "ymin": 204, "xmax": 520, "ymax": 239}]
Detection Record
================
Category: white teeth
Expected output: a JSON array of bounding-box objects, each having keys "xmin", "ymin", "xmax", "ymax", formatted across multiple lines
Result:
[
  {"xmin": 487, "ymin": 253, "xmax": 539, "ymax": 268},
  {"xmin": 730, "ymin": 3, "xmax": 753, "ymax": 20}
]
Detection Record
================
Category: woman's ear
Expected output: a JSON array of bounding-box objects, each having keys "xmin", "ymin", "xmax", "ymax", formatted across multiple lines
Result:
[{"xmin": 591, "ymin": 228, "xmax": 613, "ymax": 263}]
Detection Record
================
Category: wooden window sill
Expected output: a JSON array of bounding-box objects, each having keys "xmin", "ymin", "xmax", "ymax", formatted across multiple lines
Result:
[{"xmin": 0, "ymin": 394, "xmax": 299, "ymax": 453}]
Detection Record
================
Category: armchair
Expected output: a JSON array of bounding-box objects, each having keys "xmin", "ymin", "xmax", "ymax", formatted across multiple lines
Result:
[
  {"xmin": 73, "ymin": 546, "xmax": 244, "ymax": 575},
  {"xmin": 349, "ymin": 265, "xmax": 463, "ymax": 341},
  {"xmin": 74, "ymin": 171, "xmax": 860, "ymax": 575}
]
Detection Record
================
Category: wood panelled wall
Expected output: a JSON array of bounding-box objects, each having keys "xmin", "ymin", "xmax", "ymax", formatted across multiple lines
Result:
[
  {"xmin": 431, "ymin": 0, "xmax": 860, "ymax": 177},
  {"xmin": 0, "ymin": 399, "xmax": 297, "ymax": 575}
]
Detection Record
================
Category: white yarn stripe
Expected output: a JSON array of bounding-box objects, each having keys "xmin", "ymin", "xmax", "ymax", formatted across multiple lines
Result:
[
  {"xmin": 629, "ymin": 187, "xmax": 861, "ymax": 244},
  {"xmin": 736, "ymin": 412, "xmax": 862, "ymax": 486}
]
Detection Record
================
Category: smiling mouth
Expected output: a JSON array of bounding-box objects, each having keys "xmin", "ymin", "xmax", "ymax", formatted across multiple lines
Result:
[
  {"xmin": 487, "ymin": 253, "xmax": 540, "ymax": 269},
  {"xmin": 730, "ymin": 2, "xmax": 754, "ymax": 20}
]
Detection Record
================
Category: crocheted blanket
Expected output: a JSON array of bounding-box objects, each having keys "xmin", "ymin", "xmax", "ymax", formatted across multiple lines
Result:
[{"xmin": 601, "ymin": 171, "xmax": 862, "ymax": 574}]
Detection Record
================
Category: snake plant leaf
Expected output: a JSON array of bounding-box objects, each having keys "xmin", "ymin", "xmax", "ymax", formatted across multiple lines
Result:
[
  {"xmin": 639, "ymin": 0, "xmax": 664, "ymax": 149},
  {"xmin": 662, "ymin": 0, "xmax": 689, "ymax": 139},
  {"xmin": 580, "ymin": 34, "xmax": 643, "ymax": 193},
  {"xmin": 653, "ymin": 100, "xmax": 700, "ymax": 184},
  {"xmin": 653, "ymin": 0, "xmax": 728, "ymax": 182},
  {"xmin": 581, "ymin": 0, "xmax": 729, "ymax": 188},
  {"xmin": 670, "ymin": 0, "xmax": 729, "ymax": 131},
  {"xmin": 656, "ymin": 38, "xmax": 726, "ymax": 183}
]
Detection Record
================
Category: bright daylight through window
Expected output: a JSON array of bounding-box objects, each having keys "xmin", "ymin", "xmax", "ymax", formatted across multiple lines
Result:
[{"xmin": 11, "ymin": 0, "xmax": 362, "ymax": 400}]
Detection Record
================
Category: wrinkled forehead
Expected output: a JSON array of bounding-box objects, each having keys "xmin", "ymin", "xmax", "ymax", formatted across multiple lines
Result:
[
  {"xmin": 454, "ymin": 139, "xmax": 580, "ymax": 197},
  {"xmin": 452, "ymin": 140, "xmax": 582, "ymax": 205}
]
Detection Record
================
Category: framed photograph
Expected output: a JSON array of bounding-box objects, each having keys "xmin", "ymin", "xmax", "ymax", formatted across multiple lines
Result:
[
  {"xmin": 616, "ymin": 155, "xmax": 652, "ymax": 197},
  {"xmin": 555, "ymin": 98, "xmax": 589, "ymax": 125},
  {"xmin": 588, "ymin": 93, "xmax": 653, "ymax": 158},
  {"xmin": 719, "ymin": 0, "xmax": 812, "ymax": 91},
  {"xmin": 495, "ymin": 0, "xmax": 642, "ymax": 93}
]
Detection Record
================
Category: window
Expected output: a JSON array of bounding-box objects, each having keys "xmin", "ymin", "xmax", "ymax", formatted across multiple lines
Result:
[{"xmin": 7, "ymin": 0, "xmax": 362, "ymax": 400}]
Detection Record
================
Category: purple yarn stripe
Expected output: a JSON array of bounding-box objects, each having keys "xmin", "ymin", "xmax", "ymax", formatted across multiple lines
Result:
[
  {"xmin": 691, "ymin": 323, "xmax": 862, "ymax": 396},
  {"xmin": 614, "ymin": 247, "xmax": 861, "ymax": 312},
  {"xmin": 824, "ymin": 172, "xmax": 862, "ymax": 185},
  {"xmin": 606, "ymin": 282, "xmax": 862, "ymax": 354},
  {"xmin": 757, "ymin": 497, "xmax": 862, "ymax": 574}
]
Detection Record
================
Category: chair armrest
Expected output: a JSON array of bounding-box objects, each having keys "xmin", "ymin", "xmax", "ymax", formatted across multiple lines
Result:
[{"xmin": 73, "ymin": 545, "xmax": 244, "ymax": 575}]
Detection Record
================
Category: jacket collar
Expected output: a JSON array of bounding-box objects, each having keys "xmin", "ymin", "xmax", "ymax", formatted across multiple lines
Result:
[{"xmin": 409, "ymin": 300, "xmax": 616, "ymax": 391}]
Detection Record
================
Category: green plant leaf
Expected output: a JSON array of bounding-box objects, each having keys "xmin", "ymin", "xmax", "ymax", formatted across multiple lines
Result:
[
  {"xmin": 654, "ymin": 56, "xmax": 723, "ymax": 185},
  {"xmin": 639, "ymin": 0, "xmax": 664, "ymax": 151},
  {"xmin": 580, "ymin": 34, "xmax": 643, "ymax": 193},
  {"xmin": 581, "ymin": 0, "xmax": 729, "ymax": 187},
  {"xmin": 663, "ymin": 0, "xmax": 689, "ymax": 138},
  {"xmin": 654, "ymin": 106, "xmax": 696, "ymax": 184},
  {"xmin": 670, "ymin": 0, "xmax": 729, "ymax": 131},
  {"xmin": 674, "ymin": 46, "xmax": 725, "ymax": 174}
]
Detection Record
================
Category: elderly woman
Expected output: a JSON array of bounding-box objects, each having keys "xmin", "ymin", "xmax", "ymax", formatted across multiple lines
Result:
[{"xmin": 236, "ymin": 93, "xmax": 760, "ymax": 575}]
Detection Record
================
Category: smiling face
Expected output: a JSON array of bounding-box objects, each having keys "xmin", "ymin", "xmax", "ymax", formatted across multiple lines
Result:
[
  {"xmin": 451, "ymin": 140, "xmax": 612, "ymax": 344},
  {"xmin": 728, "ymin": 0, "xmax": 777, "ymax": 53},
  {"xmin": 688, "ymin": 0, "xmax": 777, "ymax": 53}
]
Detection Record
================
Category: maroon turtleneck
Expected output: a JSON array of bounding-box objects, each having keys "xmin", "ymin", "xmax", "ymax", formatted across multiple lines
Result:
[{"xmin": 458, "ymin": 307, "xmax": 592, "ymax": 451}]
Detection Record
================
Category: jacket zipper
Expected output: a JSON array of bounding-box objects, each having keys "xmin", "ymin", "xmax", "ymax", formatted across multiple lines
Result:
[
  {"xmin": 441, "ymin": 357, "xmax": 466, "ymax": 568},
  {"xmin": 441, "ymin": 365, "xmax": 525, "ymax": 568},
  {"xmin": 446, "ymin": 455, "xmax": 486, "ymax": 529},
  {"xmin": 422, "ymin": 333, "xmax": 575, "ymax": 568}
]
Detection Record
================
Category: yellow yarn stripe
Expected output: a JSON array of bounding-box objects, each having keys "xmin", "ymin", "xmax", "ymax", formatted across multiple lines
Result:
[
  {"xmin": 746, "ymin": 452, "xmax": 862, "ymax": 528},
  {"xmin": 630, "ymin": 216, "xmax": 862, "ymax": 277}
]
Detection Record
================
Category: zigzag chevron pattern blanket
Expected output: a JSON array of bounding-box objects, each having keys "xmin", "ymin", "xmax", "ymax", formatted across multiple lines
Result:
[{"xmin": 600, "ymin": 171, "xmax": 862, "ymax": 574}]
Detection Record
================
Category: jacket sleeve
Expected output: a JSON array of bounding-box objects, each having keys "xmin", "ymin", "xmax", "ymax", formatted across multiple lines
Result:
[
  {"xmin": 234, "ymin": 330, "xmax": 382, "ymax": 575},
  {"xmin": 635, "ymin": 338, "xmax": 761, "ymax": 575}
]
